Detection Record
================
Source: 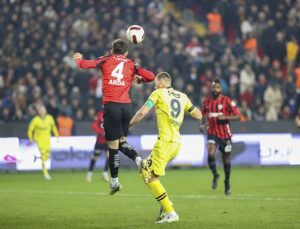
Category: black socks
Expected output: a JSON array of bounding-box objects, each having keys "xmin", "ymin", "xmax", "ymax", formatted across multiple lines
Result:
[
  {"xmin": 224, "ymin": 163, "xmax": 231, "ymax": 182},
  {"xmin": 89, "ymin": 159, "xmax": 96, "ymax": 172},
  {"xmin": 109, "ymin": 148, "xmax": 119, "ymax": 178},
  {"xmin": 208, "ymin": 156, "xmax": 218, "ymax": 176},
  {"xmin": 119, "ymin": 142, "xmax": 138, "ymax": 161}
]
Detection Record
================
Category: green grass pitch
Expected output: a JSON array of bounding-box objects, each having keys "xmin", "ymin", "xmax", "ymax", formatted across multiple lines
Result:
[{"xmin": 0, "ymin": 166, "xmax": 300, "ymax": 229}]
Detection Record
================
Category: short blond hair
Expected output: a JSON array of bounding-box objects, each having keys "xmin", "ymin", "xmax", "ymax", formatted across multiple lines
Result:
[{"xmin": 156, "ymin": 72, "xmax": 171, "ymax": 83}]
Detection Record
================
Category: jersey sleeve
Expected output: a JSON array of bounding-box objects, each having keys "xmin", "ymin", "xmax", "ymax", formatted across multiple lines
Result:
[
  {"xmin": 225, "ymin": 97, "xmax": 240, "ymax": 115},
  {"xmin": 75, "ymin": 56, "xmax": 109, "ymax": 69},
  {"xmin": 50, "ymin": 116, "xmax": 59, "ymax": 137},
  {"xmin": 148, "ymin": 90, "xmax": 159, "ymax": 105},
  {"xmin": 27, "ymin": 118, "xmax": 36, "ymax": 142},
  {"xmin": 184, "ymin": 94, "xmax": 196, "ymax": 114},
  {"xmin": 135, "ymin": 67, "xmax": 155, "ymax": 82}
]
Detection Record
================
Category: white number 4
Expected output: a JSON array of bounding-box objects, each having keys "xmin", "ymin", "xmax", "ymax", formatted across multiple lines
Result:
[{"xmin": 112, "ymin": 62, "xmax": 124, "ymax": 82}]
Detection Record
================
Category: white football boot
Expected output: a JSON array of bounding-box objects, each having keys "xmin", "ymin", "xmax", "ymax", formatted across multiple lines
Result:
[{"xmin": 156, "ymin": 212, "xmax": 179, "ymax": 224}]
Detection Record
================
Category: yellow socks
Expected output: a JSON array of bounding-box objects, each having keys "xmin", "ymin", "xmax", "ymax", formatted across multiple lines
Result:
[
  {"xmin": 147, "ymin": 180, "xmax": 174, "ymax": 213},
  {"xmin": 42, "ymin": 160, "xmax": 48, "ymax": 176}
]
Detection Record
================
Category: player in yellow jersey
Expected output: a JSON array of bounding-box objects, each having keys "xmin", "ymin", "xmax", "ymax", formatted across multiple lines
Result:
[
  {"xmin": 129, "ymin": 72, "xmax": 202, "ymax": 223},
  {"xmin": 27, "ymin": 105, "xmax": 59, "ymax": 180}
]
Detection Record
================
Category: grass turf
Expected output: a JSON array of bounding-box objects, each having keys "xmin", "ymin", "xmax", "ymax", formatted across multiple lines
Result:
[{"xmin": 0, "ymin": 166, "xmax": 299, "ymax": 229}]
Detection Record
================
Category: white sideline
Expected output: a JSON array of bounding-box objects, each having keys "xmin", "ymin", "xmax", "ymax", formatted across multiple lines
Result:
[{"xmin": 0, "ymin": 189, "xmax": 299, "ymax": 202}]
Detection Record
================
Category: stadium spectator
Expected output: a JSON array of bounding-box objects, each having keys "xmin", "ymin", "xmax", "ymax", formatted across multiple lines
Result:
[
  {"xmin": 0, "ymin": 0, "xmax": 299, "ymax": 123},
  {"xmin": 286, "ymin": 36, "xmax": 299, "ymax": 75},
  {"xmin": 206, "ymin": 8, "xmax": 223, "ymax": 35},
  {"xmin": 185, "ymin": 36, "xmax": 203, "ymax": 57},
  {"xmin": 239, "ymin": 86, "xmax": 255, "ymax": 108},
  {"xmin": 240, "ymin": 100, "xmax": 252, "ymax": 121},
  {"xmin": 281, "ymin": 105, "xmax": 292, "ymax": 120},
  {"xmin": 12, "ymin": 107, "xmax": 26, "ymax": 122},
  {"xmin": 253, "ymin": 105, "xmax": 266, "ymax": 121},
  {"xmin": 239, "ymin": 64, "xmax": 256, "ymax": 94},
  {"xmin": 57, "ymin": 111, "xmax": 74, "ymax": 136},
  {"xmin": 265, "ymin": 103, "xmax": 279, "ymax": 121},
  {"xmin": 254, "ymin": 74, "xmax": 268, "ymax": 101},
  {"xmin": 74, "ymin": 108, "xmax": 85, "ymax": 121},
  {"xmin": 147, "ymin": 0, "xmax": 164, "ymax": 17},
  {"xmin": 47, "ymin": 98, "xmax": 60, "ymax": 120},
  {"xmin": 241, "ymin": 17, "xmax": 254, "ymax": 39},
  {"xmin": 264, "ymin": 82, "xmax": 283, "ymax": 112}
]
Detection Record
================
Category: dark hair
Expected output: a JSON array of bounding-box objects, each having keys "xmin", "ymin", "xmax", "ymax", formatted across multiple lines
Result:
[
  {"xmin": 112, "ymin": 39, "xmax": 128, "ymax": 55},
  {"xmin": 156, "ymin": 72, "xmax": 171, "ymax": 82},
  {"xmin": 213, "ymin": 78, "xmax": 221, "ymax": 85}
]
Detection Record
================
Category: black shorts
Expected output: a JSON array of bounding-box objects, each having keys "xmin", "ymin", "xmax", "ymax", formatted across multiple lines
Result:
[
  {"xmin": 103, "ymin": 102, "xmax": 132, "ymax": 141},
  {"xmin": 94, "ymin": 143, "xmax": 108, "ymax": 156},
  {"xmin": 207, "ymin": 134, "xmax": 232, "ymax": 154}
]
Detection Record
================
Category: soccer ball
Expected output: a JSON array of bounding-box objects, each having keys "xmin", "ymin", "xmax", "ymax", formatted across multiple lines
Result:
[{"xmin": 126, "ymin": 25, "xmax": 145, "ymax": 44}]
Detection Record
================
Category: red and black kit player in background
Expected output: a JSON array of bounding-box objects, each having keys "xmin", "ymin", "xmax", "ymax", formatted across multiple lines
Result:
[
  {"xmin": 200, "ymin": 78, "xmax": 241, "ymax": 195},
  {"xmin": 87, "ymin": 110, "xmax": 110, "ymax": 183},
  {"xmin": 73, "ymin": 39, "xmax": 155, "ymax": 194}
]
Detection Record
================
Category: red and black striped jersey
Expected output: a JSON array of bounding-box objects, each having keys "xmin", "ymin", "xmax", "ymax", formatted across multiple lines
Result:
[
  {"xmin": 75, "ymin": 55, "xmax": 155, "ymax": 104},
  {"xmin": 202, "ymin": 94, "xmax": 240, "ymax": 139},
  {"xmin": 91, "ymin": 111, "xmax": 106, "ymax": 144}
]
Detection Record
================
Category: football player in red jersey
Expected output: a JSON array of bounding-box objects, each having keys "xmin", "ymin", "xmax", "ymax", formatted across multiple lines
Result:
[
  {"xmin": 200, "ymin": 78, "xmax": 241, "ymax": 195},
  {"xmin": 86, "ymin": 110, "xmax": 110, "ymax": 183},
  {"xmin": 73, "ymin": 39, "xmax": 155, "ymax": 194}
]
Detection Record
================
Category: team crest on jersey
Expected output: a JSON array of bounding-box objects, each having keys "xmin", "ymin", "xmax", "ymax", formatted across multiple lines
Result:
[
  {"xmin": 218, "ymin": 104, "xmax": 223, "ymax": 110},
  {"xmin": 231, "ymin": 101, "xmax": 236, "ymax": 107}
]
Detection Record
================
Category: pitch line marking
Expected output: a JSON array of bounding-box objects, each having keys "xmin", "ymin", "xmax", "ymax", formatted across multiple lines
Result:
[{"xmin": 0, "ymin": 189, "xmax": 299, "ymax": 202}]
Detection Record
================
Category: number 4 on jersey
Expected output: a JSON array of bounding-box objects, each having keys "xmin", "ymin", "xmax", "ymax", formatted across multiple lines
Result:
[{"xmin": 112, "ymin": 62, "xmax": 124, "ymax": 82}]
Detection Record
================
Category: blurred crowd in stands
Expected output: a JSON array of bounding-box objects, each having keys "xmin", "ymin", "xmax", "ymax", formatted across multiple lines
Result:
[{"xmin": 0, "ymin": 0, "xmax": 300, "ymax": 124}]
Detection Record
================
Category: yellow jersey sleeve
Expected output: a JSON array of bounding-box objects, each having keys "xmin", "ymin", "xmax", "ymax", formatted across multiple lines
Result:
[
  {"xmin": 27, "ymin": 117, "xmax": 37, "ymax": 142},
  {"xmin": 148, "ymin": 90, "xmax": 159, "ymax": 104},
  {"xmin": 184, "ymin": 94, "xmax": 196, "ymax": 114}
]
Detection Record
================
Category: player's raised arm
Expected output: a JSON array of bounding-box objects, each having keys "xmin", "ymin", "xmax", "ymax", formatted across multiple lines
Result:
[
  {"xmin": 73, "ymin": 53, "xmax": 108, "ymax": 69},
  {"xmin": 130, "ymin": 87, "xmax": 158, "ymax": 128},
  {"xmin": 184, "ymin": 95, "xmax": 202, "ymax": 120},
  {"xmin": 189, "ymin": 107, "xmax": 202, "ymax": 120},
  {"xmin": 134, "ymin": 64, "xmax": 155, "ymax": 82},
  {"xmin": 129, "ymin": 104, "xmax": 151, "ymax": 129}
]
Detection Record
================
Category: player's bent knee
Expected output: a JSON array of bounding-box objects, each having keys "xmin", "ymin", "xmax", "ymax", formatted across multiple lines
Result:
[
  {"xmin": 107, "ymin": 140, "xmax": 119, "ymax": 149},
  {"xmin": 93, "ymin": 155, "xmax": 100, "ymax": 160}
]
